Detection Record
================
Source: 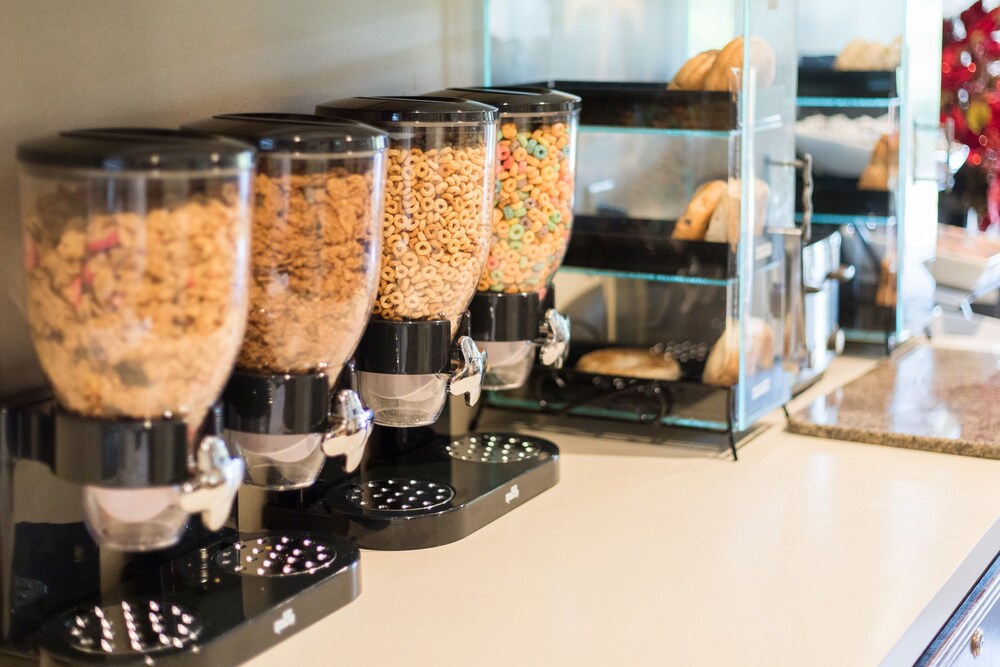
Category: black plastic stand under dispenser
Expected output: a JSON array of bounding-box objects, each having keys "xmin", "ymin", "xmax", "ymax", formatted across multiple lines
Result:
[
  {"xmin": 262, "ymin": 311, "xmax": 560, "ymax": 551},
  {"xmin": 0, "ymin": 391, "xmax": 362, "ymax": 665}
]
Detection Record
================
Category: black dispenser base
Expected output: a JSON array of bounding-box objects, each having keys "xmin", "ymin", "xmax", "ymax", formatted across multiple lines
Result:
[
  {"xmin": 24, "ymin": 530, "xmax": 359, "ymax": 665},
  {"xmin": 1, "ymin": 395, "xmax": 363, "ymax": 665},
  {"xmin": 265, "ymin": 432, "xmax": 559, "ymax": 551}
]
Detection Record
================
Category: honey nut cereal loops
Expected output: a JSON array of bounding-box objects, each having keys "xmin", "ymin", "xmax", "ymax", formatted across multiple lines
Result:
[
  {"xmin": 23, "ymin": 185, "xmax": 249, "ymax": 425},
  {"xmin": 373, "ymin": 143, "xmax": 492, "ymax": 332},
  {"xmin": 239, "ymin": 161, "xmax": 381, "ymax": 375}
]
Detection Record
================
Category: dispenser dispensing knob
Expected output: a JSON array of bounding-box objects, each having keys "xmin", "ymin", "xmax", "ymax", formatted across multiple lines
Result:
[
  {"xmin": 827, "ymin": 264, "xmax": 857, "ymax": 283},
  {"xmin": 449, "ymin": 335, "xmax": 487, "ymax": 407},
  {"xmin": 828, "ymin": 327, "xmax": 846, "ymax": 355},
  {"xmin": 322, "ymin": 389, "xmax": 373, "ymax": 473},
  {"xmin": 537, "ymin": 308, "xmax": 570, "ymax": 369},
  {"xmin": 179, "ymin": 436, "xmax": 244, "ymax": 532}
]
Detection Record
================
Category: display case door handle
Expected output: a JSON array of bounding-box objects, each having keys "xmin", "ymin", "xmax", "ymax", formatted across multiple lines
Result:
[{"xmin": 765, "ymin": 153, "xmax": 813, "ymax": 242}]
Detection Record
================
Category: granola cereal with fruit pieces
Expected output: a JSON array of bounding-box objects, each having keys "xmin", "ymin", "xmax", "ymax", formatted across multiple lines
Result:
[{"xmin": 23, "ymin": 183, "xmax": 249, "ymax": 426}]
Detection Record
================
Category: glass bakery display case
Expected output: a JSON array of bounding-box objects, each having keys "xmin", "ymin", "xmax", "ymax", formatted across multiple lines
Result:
[
  {"xmin": 795, "ymin": 0, "xmax": 942, "ymax": 349},
  {"xmin": 482, "ymin": 0, "xmax": 799, "ymax": 442}
]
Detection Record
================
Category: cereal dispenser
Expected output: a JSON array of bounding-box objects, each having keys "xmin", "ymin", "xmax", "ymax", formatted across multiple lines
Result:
[
  {"xmin": 2, "ymin": 129, "xmax": 362, "ymax": 664},
  {"xmin": 261, "ymin": 97, "xmax": 560, "ymax": 550},
  {"xmin": 315, "ymin": 97, "xmax": 495, "ymax": 427},
  {"xmin": 427, "ymin": 87, "xmax": 580, "ymax": 390},
  {"xmin": 182, "ymin": 114, "xmax": 387, "ymax": 491}
]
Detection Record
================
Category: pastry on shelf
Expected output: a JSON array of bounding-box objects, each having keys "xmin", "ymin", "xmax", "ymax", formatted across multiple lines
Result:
[
  {"xmin": 833, "ymin": 36, "xmax": 902, "ymax": 71},
  {"xmin": 672, "ymin": 180, "xmax": 727, "ymax": 240},
  {"xmin": 668, "ymin": 49, "xmax": 719, "ymax": 91},
  {"xmin": 668, "ymin": 37, "xmax": 776, "ymax": 91},
  {"xmin": 875, "ymin": 255, "xmax": 897, "ymax": 308},
  {"xmin": 672, "ymin": 178, "xmax": 770, "ymax": 244},
  {"xmin": 576, "ymin": 347, "xmax": 681, "ymax": 381},
  {"xmin": 857, "ymin": 133, "xmax": 898, "ymax": 190},
  {"xmin": 702, "ymin": 317, "xmax": 775, "ymax": 387},
  {"xmin": 704, "ymin": 178, "xmax": 770, "ymax": 244},
  {"xmin": 703, "ymin": 37, "xmax": 776, "ymax": 91}
]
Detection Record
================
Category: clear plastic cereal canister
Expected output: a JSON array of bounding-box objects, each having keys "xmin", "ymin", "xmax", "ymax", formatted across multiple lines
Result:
[
  {"xmin": 17, "ymin": 128, "xmax": 254, "ymax": 550},
  {"xmin": 314, "ymin": 96, "xmax": 499, "ymax": 426},
  {"xmin": 426, "ymin": 87, "xmax": 580, "ymax": 389},
  {"xmin": 182, "ymin": 113, "xmax": 388, "ymax": 489}
]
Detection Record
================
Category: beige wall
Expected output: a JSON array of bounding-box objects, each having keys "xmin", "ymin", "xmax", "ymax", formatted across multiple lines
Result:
[{"xmin": 0, "ymin": 0, "xmax": 484, "ymax": 395}]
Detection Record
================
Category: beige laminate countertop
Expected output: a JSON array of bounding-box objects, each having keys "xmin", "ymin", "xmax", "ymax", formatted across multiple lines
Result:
[{"xmin": 249, "ymin": 328, "xmax": 1000, "ymax": 667}]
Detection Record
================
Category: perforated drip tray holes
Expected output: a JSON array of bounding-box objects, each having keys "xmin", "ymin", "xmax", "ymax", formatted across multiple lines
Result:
[
  {"xmin": 215, "ymin": 535, "xmax": 336, "ymax": 577},
  {"xmin": 65, "ymin": 600, "xmax": 201, "ymax": 656},
  {"xmin": 345, "ymin": 479, "xmax": 455, "ymax": 512},
  {"xmin": 446, "ymin": 433, "xmax": 543, "ymax": 464}
]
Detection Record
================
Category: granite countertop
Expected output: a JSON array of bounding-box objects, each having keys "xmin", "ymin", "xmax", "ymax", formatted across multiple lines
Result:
[{"xmin": 788, "ymin": 343, "xmax": 1000, "ymax": 458}]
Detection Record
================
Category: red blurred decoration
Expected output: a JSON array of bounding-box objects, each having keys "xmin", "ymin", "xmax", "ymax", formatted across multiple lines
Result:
[{"xmin": 943, "ymin": 1, "xmax": 1000, "ymax": 230}]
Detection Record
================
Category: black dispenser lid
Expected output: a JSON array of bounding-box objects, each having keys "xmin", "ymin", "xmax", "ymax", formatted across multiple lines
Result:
[
  {"xmin": 17, "ymin": 128, "xmax": 255, "ymax": 172},
  {"xmin": 469, "ymin": 291, "xmax": 541, "ymax": 341},
  {"xmin": 223, "ymin": 370, "xmax": 330, "ymax": 435},
  {"xmin": 354, "ymin": 318, "xmax": 451, "ymax": 375},
  {"xmin": 427, "ymin": 87, "xmax": 582, "ymax": 113},
  {"xmin": 315, "ymin": 96, "xmax": 499, "ymax": 124},
  {"xmin": 182, "ymin": 113, "xmax": 388, "ymax": 155}
]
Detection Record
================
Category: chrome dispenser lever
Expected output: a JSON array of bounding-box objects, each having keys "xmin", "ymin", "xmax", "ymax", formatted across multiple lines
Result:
[
  {"xmin": 322, "ymin": 389, "xmax": 373, "ymax": 472},
  {"xmin": 179, "ymin": 436, "xmax": 244, "ymax": 531},
  {"xmin": 536, "ymin": 308, "xmax": 570, "ymax": 368},
  {"xmin": 448, "ymin": 335, "xmax": 487, "ymax": 406}
]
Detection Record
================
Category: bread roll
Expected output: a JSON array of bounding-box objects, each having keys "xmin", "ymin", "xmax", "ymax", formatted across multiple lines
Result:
[
  {"xmin": 672, "ymin": 180, "xmax": 727, "ymax": 241},
  {"xmin": 702, "ymin": 317, "xmax": 775, "ymax": 386},
  {"xmin": 875, "ymin": 256, "xmax": 897, "ymax": 308},
  {"xmin": 879, "ymin": 36, "xmax": 902, "ymax": 70},
  {"xmin": 668, "ymin": 49, "xmax": 720, "ymax": 91},
  {"xmin": 703, "ymin": 37, "xmax": 776, "ymax": 92},
  {"xmin": 835, "ymin": 36, "xmax": 902, "ymax": 71},
  {"xmin": 576, "ymin": 348, "xmax": 681, "ymax": 381},
  {"xmin": 702, "ymin": 326, "xmax": 740, "ymax": 386},
  {"xmin": 704, "ymin": 179, "xmax": 770, "ymax": 244},
  {"xmin": 834, "ymin": 38, "xmax": 869, "ymax": 70},
  {"xmin": 858, "ymin": 133, "xmax": 898, "ymax": 190}
]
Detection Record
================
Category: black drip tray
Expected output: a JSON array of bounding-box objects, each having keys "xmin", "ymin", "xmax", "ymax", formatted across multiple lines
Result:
[
  {"xmin": 265, "ymin": 436, "xmax": 559, "ymax": 551},
  {"xmin": 37, "ymin": 531, "xmax": 360, "ymax": 665}
]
